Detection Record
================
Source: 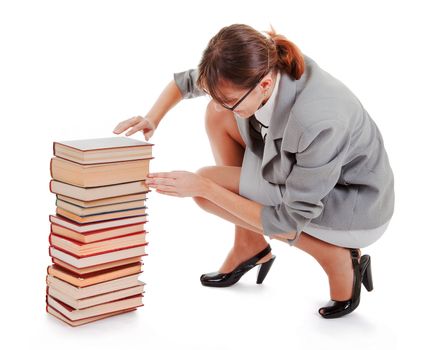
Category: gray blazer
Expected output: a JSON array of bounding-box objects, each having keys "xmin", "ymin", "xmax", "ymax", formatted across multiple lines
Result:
[{"xmin": 173, "ymin": 55, "xmax": 395, "ymax": 243}]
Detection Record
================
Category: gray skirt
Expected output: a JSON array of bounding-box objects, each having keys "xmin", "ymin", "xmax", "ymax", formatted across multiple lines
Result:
[{"xmin": 238, "ymin": 147, "xmax": 390, "ymax": 248}]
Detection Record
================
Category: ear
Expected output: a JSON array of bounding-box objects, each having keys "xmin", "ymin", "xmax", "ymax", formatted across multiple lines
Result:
[{"xmin": 259, "ymin": 72, "xmax": 275, "ymax": 93}]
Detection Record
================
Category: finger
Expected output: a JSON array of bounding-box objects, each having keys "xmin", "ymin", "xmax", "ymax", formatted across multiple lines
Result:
[
  {"xmin": 150, "ymin": 178, "xmax": 175, "ymax": 186},
  {"xmin": 114, "ymin": 116, "xmax": 142, "ymax": 134},
  {"xmin": 147, "ymin": 172, "xmax": 176, "ymax": 179},
  {"xmin": 156, "ymin": 189, "xmax": 180, "ymax": 196},
  {"xmin": 113, "ymin": 117, "xmax": 135, "ymax": 133},
  {"xmin": 113, "ymin": 118, "xmax": 137, "ymax": 134},
  {"xmin": 150, "ymin": 183, "xmax": 175, "ymax": 191},
  {"xmin": 125, "ymin": 119, "xmax": 152, "ymax": 136}
]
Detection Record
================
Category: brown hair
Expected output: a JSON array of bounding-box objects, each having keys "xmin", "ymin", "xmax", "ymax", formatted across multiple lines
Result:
[{"xmin": 197, "ymin": 23, "xmax": 305, "ymax": 105}]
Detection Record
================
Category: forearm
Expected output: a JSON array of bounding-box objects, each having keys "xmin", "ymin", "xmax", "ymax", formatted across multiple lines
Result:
[
  {"xmin": 145, "ymin": 80, "xmax": 183, "ymax": 127},
  {"xmin": 200, "ymin": 178, "xmax": 297, "ymax": 241},
  {"xmin": 201, "ymin": 178, "xmax": 264, "ymax": 233}
]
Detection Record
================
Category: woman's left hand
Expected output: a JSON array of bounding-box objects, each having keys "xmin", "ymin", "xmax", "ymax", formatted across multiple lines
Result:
[{"xmin": 145, "ymin": 171, "xmax": 208, "ymax": 198}]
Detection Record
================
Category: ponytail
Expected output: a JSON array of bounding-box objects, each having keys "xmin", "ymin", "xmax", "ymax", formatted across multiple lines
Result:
[{"xmin": 265, "ymin": 25, "xmax": 305, "ymax": 80}]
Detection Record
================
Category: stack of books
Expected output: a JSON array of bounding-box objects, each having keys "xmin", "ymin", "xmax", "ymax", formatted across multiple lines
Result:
[{"xmin": 45, "ymin": 137, "xmax": 154, "ymax": 326}]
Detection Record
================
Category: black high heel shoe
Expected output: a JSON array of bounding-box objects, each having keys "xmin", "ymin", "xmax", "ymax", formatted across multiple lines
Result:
[
  {"xmin": 200, "ymin": 244, "xmax": 276, "ymax": 287},
  {"xmin": 318, "ymin": 248, "xmax": 374, "ymax": 319}
]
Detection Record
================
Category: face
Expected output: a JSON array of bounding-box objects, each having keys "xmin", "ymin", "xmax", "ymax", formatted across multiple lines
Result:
[{"xmin": 212, "ymin": 72, "xmax": 275, "ymax": 118}]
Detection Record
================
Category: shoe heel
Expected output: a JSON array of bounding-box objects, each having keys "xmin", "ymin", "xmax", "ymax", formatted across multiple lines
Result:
[
  {"xmin": 362, "ymin": 256, "xmax": 374, "ymax": 292},
  {"xmin": 256, "ymin": 255, "xmax": 276, "ymax": 284}
]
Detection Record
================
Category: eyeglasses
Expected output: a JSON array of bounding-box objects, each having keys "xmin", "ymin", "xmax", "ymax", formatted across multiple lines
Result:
[{"xmin": 203, "ymin": 73, "xmax": 268, "ymax": 112}]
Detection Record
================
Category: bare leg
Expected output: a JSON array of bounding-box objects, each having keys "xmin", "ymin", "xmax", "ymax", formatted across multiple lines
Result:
[
  {"xmin": 201, "ymin": 101, "xmax": 359, "ymax": 302},
  {"xmin": 293, "ymin": 232, "xmax": 361, "ymax": 309},
  {"xmin": 193, "ymin": 169, "xmax": 360, "ymax": 305},
  {"xmin": 193, "ymin": 167, "xmax": 292, "ymax": 267},
  {"xmin": 199, "ymin": 103, "xmax": 272, "ymax": 273}
]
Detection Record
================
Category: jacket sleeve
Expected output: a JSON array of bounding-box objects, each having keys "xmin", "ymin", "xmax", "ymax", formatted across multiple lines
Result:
[
  {"xmin": 260, "ymin": 118, "xmax": 351, "ymax": 246},
  {"xmin": 173, "ymin": 68, "xmax": 206, "ymax": 99}
]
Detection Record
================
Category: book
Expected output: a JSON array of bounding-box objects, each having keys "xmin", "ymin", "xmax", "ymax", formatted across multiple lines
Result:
[
  {"xmin": 56, "ymin": 207, "xmax": 147, "ymax": 224},
  {"xmin": 46, "ymin": 305, "xmax": 137, "ymax": 327},
  {"xmin": 56, "ymin": 198, "xmax": 146, "ymax": 216},
  {"xmin": 49, "ymin": 214, "xmax": 147, "ymax": 233},
  {"xmin": 47, "ymin": 136, "xmax": 153, "ymax": 326},
  {"xmin": 47, "ymin": 262, "xmax": 142, "ymax": 288},
  {"xmin": 51, "ymin": 222, "xmax": 145, "ymax": 244},
  {"xmin": 49, "ymin": 232, "xmax": 147, "ymax": 256},
  {"xmin": 56, "ymin": 192, "xmax": 147, "ymax": 208},
  {"xmin": 47, "ymin": 284, "xmax": 145, "ymax": 309},
  {"xmin": 50, "ymin": 157, "xmax": 151, "ymax": 187},
  {"xmin": 46, "ymin": 274, "xmax": 144, "ymax": 299},
  {"xmin": 50, "ymin": 180, "xmax": 149, "ymax": 201},
  {"xmin": 51, "ymin": 256, "xmax": 142, "ymax": 275},
  {"xmin": 49, "ymin": 245, "xmax": 147, "ymax": 269},
  {"xmin": 53, "ymin": 137, "xmax": 153, "ymax": 164},
  {"xmin": 46, "ymin": 294, "xmax": 143, "ymax": 321}
]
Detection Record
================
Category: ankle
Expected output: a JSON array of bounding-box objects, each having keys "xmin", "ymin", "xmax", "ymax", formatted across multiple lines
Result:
[
  {"xmin": 233, "ymin": 240, "xmax": 268, "ymax": 254},
  {"xmin": 320, "ymin": 248, "xmax": 352, "ymax": 277},
  {"xmin": 322, "ymin": 248, "xmax": 362, "ymax": 277}
]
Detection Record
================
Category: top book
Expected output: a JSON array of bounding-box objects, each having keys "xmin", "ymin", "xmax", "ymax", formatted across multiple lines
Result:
[{"xmin": 53, "ymin": 137, "xmax": 153, "ymax": 164}]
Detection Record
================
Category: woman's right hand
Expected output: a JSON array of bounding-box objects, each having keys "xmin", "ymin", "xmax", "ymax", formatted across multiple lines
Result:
[{"xmin": 113, "ymin": 115, "xmax": 157, "ymax": 141}]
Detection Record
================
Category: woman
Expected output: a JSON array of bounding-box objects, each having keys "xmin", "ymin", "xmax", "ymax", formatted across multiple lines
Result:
[{"xmin": 113, "ymin": 24, "xmax": 395, "ymax": 319}]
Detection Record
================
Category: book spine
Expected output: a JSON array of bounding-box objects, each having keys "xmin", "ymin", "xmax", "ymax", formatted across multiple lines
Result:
[
  {"xmin": 50, "ymin": 157, "xmax": 53, "ymax": 179},
  {"xmin": 50, "ymin": 242, "xmax": 148, "ymax": 258}
]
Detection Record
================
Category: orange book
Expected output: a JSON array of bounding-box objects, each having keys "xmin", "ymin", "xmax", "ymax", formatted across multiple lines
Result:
[
  {"xmin": 46, "ymin": 262, "xmax": 143, "ymax": 287},
  {"xmin": 46, "ymin": 272, "xmax": 144, "ymax": 299},
  {"xmin": 51, "ymin": 256, "xmax": 142, "ymax": 274},
  {"xmin": 50, "ymin": 156, "xmax": 151, "ymax": 188}
]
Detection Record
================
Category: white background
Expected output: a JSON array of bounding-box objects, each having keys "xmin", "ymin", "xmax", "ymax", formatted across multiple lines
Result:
[{"xmin": 1, "ymin": 1, "xmax": 424, "ymax": 349}]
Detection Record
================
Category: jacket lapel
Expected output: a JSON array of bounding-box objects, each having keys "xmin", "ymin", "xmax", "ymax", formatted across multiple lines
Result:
[
  {"xmin": 260, "ymin": 72, "xmax": 297, "ymax": 181},
  {"xmin": 234, "ymin": 71, "xmax": 298, "ymax": 182}
]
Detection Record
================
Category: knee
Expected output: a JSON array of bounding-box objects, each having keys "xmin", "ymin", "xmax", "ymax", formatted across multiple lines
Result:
[
  {"xmin": 193, "ymin": 166, "xmax": 215, "ymax": 208},
  {"xmin": 195, "ymin": 166, "xmax": 217, "ymax": 181}
]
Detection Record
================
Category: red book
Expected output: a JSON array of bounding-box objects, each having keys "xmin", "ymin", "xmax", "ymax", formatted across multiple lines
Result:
[{"xmin": 49, "ymin": 244, "xmax": 148, "ymax": 269}]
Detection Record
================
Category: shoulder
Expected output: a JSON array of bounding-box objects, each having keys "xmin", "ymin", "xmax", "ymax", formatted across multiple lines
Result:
[{"xmin": 286, "ymin": 55, "xmax": 365, "ymax": 143}]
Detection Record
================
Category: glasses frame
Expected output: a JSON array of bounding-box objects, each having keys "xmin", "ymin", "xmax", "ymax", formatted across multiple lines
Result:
[{"xmin": 203, "ymin": 72, "xmax": 269, "ymax": 112}]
